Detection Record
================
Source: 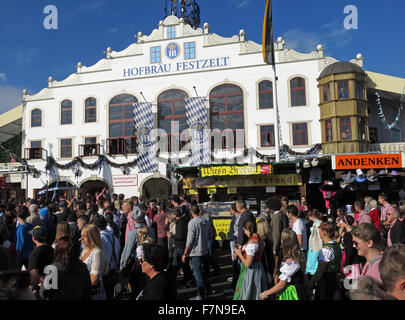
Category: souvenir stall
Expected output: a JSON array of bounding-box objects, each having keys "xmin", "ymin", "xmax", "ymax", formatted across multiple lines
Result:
[{"xmin": 332, "ymin": 153, "xmax": 405, "ymax": 207}]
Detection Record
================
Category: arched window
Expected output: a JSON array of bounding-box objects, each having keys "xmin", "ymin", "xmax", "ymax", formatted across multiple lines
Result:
[
  {"xmin": 210, "ymin": 84, "xmax": 244, "ymax": 149},
  {"xmin": 258, "ymin": 80, "xmax": 273, "ymax": 109},
  {"xmin": 157, "ymin": 89, "xmax": 189, "ymax": 152},
  {"xmin": 109, "ymin": 94, "xmax": 137, "ymax": 154},
  {"xmin": 31, "ymin": 109, "xmax": 42, "ymax": 127},
  {"xmin": 85, "ymin": 97, "xmax": 97, "ymax": 123},
  {"xmin": 61, "ymin": 100, "xmax": 72, "ymax": 125},
  {"xmin": 290, "ymin": 77, "xmax": 306, "ymax": 106}
]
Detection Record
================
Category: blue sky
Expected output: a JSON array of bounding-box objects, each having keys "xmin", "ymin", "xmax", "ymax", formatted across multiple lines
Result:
[{"xmin": 0, "ymin": 0, "xmax": 404, "ymax": 113}]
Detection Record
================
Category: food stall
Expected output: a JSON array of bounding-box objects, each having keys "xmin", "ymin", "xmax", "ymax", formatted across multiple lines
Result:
[{"xmin": 202, "ymin": 200, "xmax": 258, "ymax": 241}]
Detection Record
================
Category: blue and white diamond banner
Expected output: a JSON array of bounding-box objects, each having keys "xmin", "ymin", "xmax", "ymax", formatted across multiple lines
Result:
[
  {"xmin": 133, "ymin": 102, "xmax": 158, "ymax": 173},
  {"xmin": 185, "ymin": 97, "xmax": 211, "ymax": 166}
]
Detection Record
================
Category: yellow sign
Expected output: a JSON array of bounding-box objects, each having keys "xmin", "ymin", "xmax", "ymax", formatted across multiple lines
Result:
[
  {"xmin": 212, "ymin": 217, "xmax": 263, "ymax": 240},
  {"xmin": 183, "ymin": 174, "xmax": 302, "ymax": 189},
  {"xmin": 200, "ymin": 164, "xmax": 271, "ymax": 178},
  {"xmin": 213, "ymin": 218, "xmax": 232, "ymax": 240},
  {"xmin": 208, "ymin": 188, "xmax": 217, "ymax": 194},
  {"xmin": 227, "ymin": 187, "xmax": 237, "ymax": 194}
]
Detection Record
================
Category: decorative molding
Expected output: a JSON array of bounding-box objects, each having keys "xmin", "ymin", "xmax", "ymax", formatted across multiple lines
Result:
[
  {"xmin": 239, "ymin": 40, "xmax": 262, "ymax": 55},
  {"xmin": 279, "ymin": 49, "xmax": 319, "ymax": 63},
  {"xmin": 78, "ymin": 59, "xmax": 111, "ymax": 74},
  {"xmin": 318, "ymin": 57, "xmax": 339, "ymax": 72},
  {"xmin": 139, "ymin": 27, "xmax": 164, "ymax": 42},
  {"xmin": 23, "ymin": 88, "xmax": 54, "ymax": 102},
  {"xmin": 203, "ymin": 33, "xmax": 240, "ymax": 47},
  {"xmin": 110, "ymin": 44, "xmax": 143, "ymax": 58},
  {"xmin": 183, "ymin": 23, "xmax": 203, "ymax": 36},
  {"xmin": 163, "ymin": 15, "xmax": 180, "ymax": 26}
]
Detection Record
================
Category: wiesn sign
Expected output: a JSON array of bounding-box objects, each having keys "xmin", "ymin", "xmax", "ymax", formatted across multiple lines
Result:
[
  {"xmin": 200, "ymin": 164, "xmax": 271, "ymax": 178},
  {"xmin": 332, "ymin": 153, "xmax": 405, "ymax": 170}
]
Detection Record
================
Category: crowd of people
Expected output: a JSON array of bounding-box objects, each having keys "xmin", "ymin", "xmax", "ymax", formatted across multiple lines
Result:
[{"xmin": 0, "ymin": 188, "xmax": 405, "ymax": 301}]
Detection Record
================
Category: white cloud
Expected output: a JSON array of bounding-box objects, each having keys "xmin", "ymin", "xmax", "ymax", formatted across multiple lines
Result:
[
  {"xmin": 16, "ymin": 48, "xmax": 40, "ymax": 65},
  {"xmin": 0, "ymin": 85, "xmax": 23, "ymax": 114},
  {"xmin": 282, "ymin": 20, "xmax": 353, "ymax": 53},
  {"xmin": 282, "ymin": 29, "xmax": 321, "ymax": 52},
  {"xmin": 229, "ymin": 0, "xmax": 252, "ymax": 9},
  {"xmin": 107, "ymin": 27, "xmax": 119, "ymax": 34},
  {"xmin": 0, "ymin": 73, "xmax": 6, "ymax": 83},
  {"xmin": 73, "ymin": 1, "xmax": 105, "ymax": 15}
]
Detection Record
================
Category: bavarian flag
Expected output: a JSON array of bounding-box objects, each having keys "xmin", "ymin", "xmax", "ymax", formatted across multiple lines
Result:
[{"xmin": 262, "ymin": 0, "xmax": 275, "ymax": 65}]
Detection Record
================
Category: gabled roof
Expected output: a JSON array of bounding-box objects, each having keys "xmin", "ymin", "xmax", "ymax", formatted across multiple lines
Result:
[{"xmin": 0, "ymin": 105, "xmax": 22, "ymax": 143}]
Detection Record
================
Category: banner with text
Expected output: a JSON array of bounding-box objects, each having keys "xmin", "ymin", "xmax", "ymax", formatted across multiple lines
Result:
[{"xmin": 332, "ymin": 153, "xmax": 404, "ymax": 170}]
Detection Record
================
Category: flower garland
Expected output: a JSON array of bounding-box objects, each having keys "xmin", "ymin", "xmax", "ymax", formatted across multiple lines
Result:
[
  {"xmin": 41, "ymin": 144, "xmax": 322, "ymax": 178},
  {"xmin": 376, "ymin": 86, "xmax": 405, "ymax": 130}
]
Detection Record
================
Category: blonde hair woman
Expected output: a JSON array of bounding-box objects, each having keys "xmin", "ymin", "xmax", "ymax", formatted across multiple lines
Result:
[
  {"xmin": 53, "ymin": 221, "xmax": 71, "ymax": 249},
  {"xmin": 80, "ymin": 224, "xmax": 108, "ymax": 300},
  {"xmin": 257, "ymin": 219, "xmax": 275, "ymax": 285},
  {"xmin": 260, "ymin": 229, "xmax": 309, "ymax": 300},
  {"xmin": 136, "ymin": 226, "xmax": 154, "ymax": 259}
]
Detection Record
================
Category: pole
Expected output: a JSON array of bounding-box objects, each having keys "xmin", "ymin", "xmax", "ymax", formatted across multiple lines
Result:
[
  {"xmin": 272, "ymin": 63, "xmax": 281, "ymax": 163},
  {"xmin": 25, "ymin": 166, "xmax": 28, "ymax": 199}
]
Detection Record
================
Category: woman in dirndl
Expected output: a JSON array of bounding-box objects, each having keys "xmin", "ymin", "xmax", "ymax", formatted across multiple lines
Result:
[
  {"xmin": 260, "ymin": 229, "xmax": 310, "ymax": 300},
  {"xmin": 306, "ymin": 209, "xmax": 324, "ymax": 278},
  {"xmin": 233, "ymin": 219, "xmax": 268, "ymax": 300}
]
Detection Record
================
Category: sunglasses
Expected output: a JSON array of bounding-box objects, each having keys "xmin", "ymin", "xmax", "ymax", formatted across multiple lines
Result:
[{"xmin": 353, "ymin": 240, "xmax": 364, "ymax": 247}]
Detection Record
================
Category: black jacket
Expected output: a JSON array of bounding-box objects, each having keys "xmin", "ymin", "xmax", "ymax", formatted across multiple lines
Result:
[
  {"xmin": 390, "ymin": 219, "xmax": 405, "ymax": 245},
  {"xmin": 142, "ymin": 271, "xmax": 177, "ymax": 300},
  {"xmin": 228, "ymin": 215, "xmax": 236, "ymax": 242},
  {"xmin": 56, "ymin": 208, "xmax": 70, "ymax": 225},
  {"xmin": 173, "ymin": 216, "xmax": 189, "ymax": 250}
]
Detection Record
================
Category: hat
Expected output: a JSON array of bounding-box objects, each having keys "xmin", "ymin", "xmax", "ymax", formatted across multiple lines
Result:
[
  {"xmin": 39, "ymin": 207, "xmax": 49, "ymax": 219},
  {"xmin": 342, "ymin": 172, "xmax": 355, "ymax": 183},
  {"xmin": 170, "ymin": 195, "xmax": 181, "ymax": 204},
  {"xmin": 391, "ymin": 170, "xmax": 399, "ymax": 176},
  {"xmin": 366, "ymin": 169, "xmax": 378, "ymax": 182},
  {"xmin": 131, "ymin": 207, "xmax": 145, "ymax": 223},
  {"xmin": 59, "ymin": 201, "xmax": 67, "ymax": 208},
  {"xmin": 29, "ymin": 226, "xmax": 47, "ymax": 242},
  {"xmin": 355, "ymin": 169, "xmax": 366, "ymax": 183},
  {"xmin": 378, "ymin": 169, "xmax": 388, "ymax": 176},
  {"xmin": 94, "ymin": 215, "xmax": 107, "ymax": 230}
]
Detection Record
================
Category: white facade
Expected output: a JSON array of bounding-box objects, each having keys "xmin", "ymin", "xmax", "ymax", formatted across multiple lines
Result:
[{"xmin": 22, "ymin": 15, "xmax": 363, "ymax": 198}]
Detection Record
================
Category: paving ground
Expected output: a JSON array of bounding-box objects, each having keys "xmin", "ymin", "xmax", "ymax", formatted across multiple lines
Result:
[{"xmin": 176, "ymin": 242, "xmax": 234, "ymax": 300}]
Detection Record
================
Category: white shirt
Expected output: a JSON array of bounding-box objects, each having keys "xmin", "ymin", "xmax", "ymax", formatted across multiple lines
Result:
[
  {"xmin": 279, "ymin": 261, "xmax": 301, "ymax": 283},
  {"xmin": 243, "ymin": 243, "xmax": 259, "ymax": 256},
  {"xmin": 292, "ymin": 218, "xmax": 307, "ymax": 251},
  {"xmin": 318, "ymin": 241, "xmax": 336, "ymax": 262}
]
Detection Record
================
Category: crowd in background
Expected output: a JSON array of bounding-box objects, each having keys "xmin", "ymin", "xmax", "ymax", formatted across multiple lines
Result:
[{"xmin": 0, "ymin": 188, "xmax": 405, "ymax": 301}]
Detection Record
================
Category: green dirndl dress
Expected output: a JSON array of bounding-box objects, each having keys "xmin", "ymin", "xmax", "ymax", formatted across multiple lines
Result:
[
  {"xmin": 233, "ymin": 235, "xmax": 268, "ymax": 300},
  {"xmin": 278, "ymin": 261, "xmax": 310, "ymax": 301}
]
